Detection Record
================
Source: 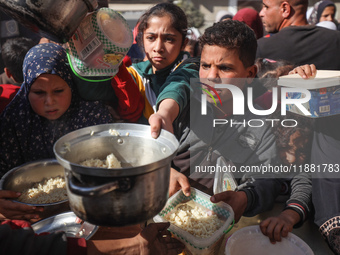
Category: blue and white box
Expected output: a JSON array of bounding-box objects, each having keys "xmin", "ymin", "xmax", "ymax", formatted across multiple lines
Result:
[{"xmin": 278, "ymin": 70, "xmax": 340, "ymax": 118}]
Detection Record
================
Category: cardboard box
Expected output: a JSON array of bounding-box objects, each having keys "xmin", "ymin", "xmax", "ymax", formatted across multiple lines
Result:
[{"xmin": 278, "ymin": 70, "xmax": 340, "ymax": 117}]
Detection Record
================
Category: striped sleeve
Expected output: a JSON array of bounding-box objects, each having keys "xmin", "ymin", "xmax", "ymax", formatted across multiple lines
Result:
[{"xmin": 284, "ymin": 172, "xmax": 312, "ymax": 227}]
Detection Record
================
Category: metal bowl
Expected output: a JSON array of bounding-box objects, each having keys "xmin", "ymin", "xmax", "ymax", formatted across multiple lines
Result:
[
  {"xmin": 0, "ymin": 159, "xmax": 70, "ymax": 219},
  {"xmin": 32, "ymin": 211, "xmax": 98, "ymax": 240}
]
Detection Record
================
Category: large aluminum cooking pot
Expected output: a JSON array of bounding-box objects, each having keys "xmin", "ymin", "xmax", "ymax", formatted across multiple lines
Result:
[
  {"xmin": 53, "ymin": 123, "xmax": 179, "ymax": 226},
  {"xmin": 0, "ymin": 0, "xmax": 98, "ymax": 42}
]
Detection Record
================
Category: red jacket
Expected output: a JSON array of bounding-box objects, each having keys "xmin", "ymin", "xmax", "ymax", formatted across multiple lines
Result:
[
  {"xmin": 0, "ymin": 84, "xmax": 20, "ymax": 113},
  {"xmin": 111, "ymin": 63, "xmax": 144, "ymax": 122}
]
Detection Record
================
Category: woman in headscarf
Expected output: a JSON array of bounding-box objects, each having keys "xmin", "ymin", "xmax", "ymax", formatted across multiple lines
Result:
[
  {"xmin": 0, "ymin": 43, "xmax": 114, "ymax": 174},
  {"xmin": 308, "ymin": 0, "xmax": 337, "ymax": 26},
  {"xmin": 233, "ymin": 8, "xmax": 264, "ymax": 39}
]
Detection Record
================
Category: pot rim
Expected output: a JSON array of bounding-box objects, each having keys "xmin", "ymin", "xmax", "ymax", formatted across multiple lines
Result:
[{"xmin": 53, "ymin": 123, "xmax": 179, "ymax": 177}]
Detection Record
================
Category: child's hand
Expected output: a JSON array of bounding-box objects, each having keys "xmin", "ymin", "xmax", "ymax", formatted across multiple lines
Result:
[
  {"xmin": 149, "ymin": 99, "xmax": 179, "ymax": 138},
  {"xmin": 260, "ymin": 209, "xmax": 300, "ymax": 243},
  {"xmin": 210, "ymin": 191, "xmax": 247, "ymax": 222},
  {"xmin": 288, "ymin": 64, "xmax": 317, "ymax": 79},
  {"xmin": 149, "ymin": 112, "xmax": 174, "ymax": 139},
  {"xmin": 0, "ymin": 190, "xmax": 43, "ymax": 222},
  {"xmin": 135, "ymin": 222, "xmax": 185, "ymax": 255},
  {"xmin": 169, "ymin": 168, "xmax": 191, "ymax": 197}
]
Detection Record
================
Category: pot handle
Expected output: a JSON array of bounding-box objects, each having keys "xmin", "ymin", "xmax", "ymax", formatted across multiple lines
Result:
[{"xmin": 68, "ymin": 176, "xmax": 131, "ymax": 196}]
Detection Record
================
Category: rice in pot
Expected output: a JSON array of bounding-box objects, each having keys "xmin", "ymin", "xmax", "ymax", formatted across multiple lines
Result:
[{"xmin": 80, "ymin": 153, "xmax": 122, "ymax": 168}]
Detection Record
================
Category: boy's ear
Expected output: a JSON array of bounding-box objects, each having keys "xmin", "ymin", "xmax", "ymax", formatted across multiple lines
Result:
[
  {"xmin": 246, "ymin": 64, "xmax": 257, "ymax": 83},
  {"xmin": 4, "ymin": 67, "xmax": 12, "ymax": 79},
  {"xmin": 4, "ymin": 67, "xmax": 18, "ymax": 83}
]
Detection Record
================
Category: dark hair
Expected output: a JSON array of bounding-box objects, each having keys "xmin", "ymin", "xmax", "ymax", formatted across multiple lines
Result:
[
  {"xmin": 137, "ymin": 3, "xmax": 188, "ymax": 47},
  {"xmin": 271, "ymin": 111, "xmax": 314, "ymax": 163},
  {"xmin": 2, "ymin": 37, "xmax": 35, "ymax": 83},
  {"xmin": 256, "ymin": 58, "xmax": 294, "ymax": 78},
  {"xmin": 199, "ymin": 20, "xmax": 257, "ymax": 68},
  {"xmin": 185, "ymin": 39, "xmax": 201, "ymax": 57},
  {"xmin": 255, "ymin": 58, "xmax": 294, "ymax": 90},
  {"xmin": 219, "ymin": 14, "xmax": 233, "ymax": 21}
]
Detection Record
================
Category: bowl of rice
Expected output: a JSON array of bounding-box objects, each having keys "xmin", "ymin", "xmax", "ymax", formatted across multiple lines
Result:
[
  {"xmin": 154, "ymin": 188, "xmax": 234, "ymax": 255},
  {"xmin": 0, "ymin": 159, "xmax": 69, "ymax": 219}
]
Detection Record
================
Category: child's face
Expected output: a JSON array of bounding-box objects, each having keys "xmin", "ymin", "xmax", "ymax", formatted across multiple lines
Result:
[
  {"xmin": 199, "ymin": 45, "xmax": 256, "ymax": 105},
  {"xmin": 279, "ymin": 130, "xmax": 309, "ymax": 165},
  {"xmin": 319, "ymin": 6, "xmax": 335, "ymax": 22},
  {"xmin": 28, "ymin": 74, "xmax": 72, "ymax": 120},
  {"xmin": 143, "ymin": 14, "xmax": 184, "ymax": 73}
]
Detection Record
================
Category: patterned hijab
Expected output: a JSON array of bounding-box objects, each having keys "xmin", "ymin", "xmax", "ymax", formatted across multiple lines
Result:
[
  {"xmin": 0, "ymin": 43, "xmax": 113, "ymax": 174},
  {"xmin": 308, "ymin": 0, "xmax": 336, "ymax": 25}
]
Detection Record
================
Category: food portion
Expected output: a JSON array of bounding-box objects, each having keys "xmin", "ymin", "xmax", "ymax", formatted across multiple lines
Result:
[
  {"xmin": 165, "ymin": 202, "xmax": 223, "ymax": 238},
  {"xmin": 17, "ymin": 176, "xmax": 67, "ymax": 204},
  {"xmin": 103, "ymin": 53, "xmax": 124, "ymax": 65},
  {"xmin": 80, "ymin": 153, "xmax": 122, "ymax": 168}
]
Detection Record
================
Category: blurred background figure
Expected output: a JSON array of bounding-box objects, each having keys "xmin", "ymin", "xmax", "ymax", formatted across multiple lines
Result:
[
  {"xmin": 126, "ymin": 23, "xmax": 145, "ymax": 64},
  {"xmin": 0, "ymin": 37, "xmax": 36, "ymax": 113},
  {"xmin": 97, "ymin": 0, "xmax": 108, "ymax": 8},
  {"xmin": 308, "ymin": 0, "xmax": 339, "ymax": 29},
  {"xmin": 0, "ymin": 37, "xmax": 35, "ymax": 85},
  {"xmin": 0, "ymin": 11, "xmax": 41, "ymax": 73},
  {"xmin": 184, "ymin": 39, "xmax": 200, "ymax": 57},
  {"xmin": 184, "ymin": 27, "xmax": 201, "ymax": 57},
  {"xmin": 233, "ymin": 8, "xmax": 264, "ymax": 39},
  {"xmin": 215, "ymin": 10, "xmax": 234, "ymax": 22}
]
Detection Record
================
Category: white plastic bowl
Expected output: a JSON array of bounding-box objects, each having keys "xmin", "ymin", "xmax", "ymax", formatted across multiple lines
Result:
[{"xmin": 225, "ymin": 225, "xmax": 314, "ymax": 255}]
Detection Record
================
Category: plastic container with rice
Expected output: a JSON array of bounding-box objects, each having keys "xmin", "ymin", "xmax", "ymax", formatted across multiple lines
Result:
[{"xmin": 154, "ymin": 188, "xmax": 234, "ymax": 255}]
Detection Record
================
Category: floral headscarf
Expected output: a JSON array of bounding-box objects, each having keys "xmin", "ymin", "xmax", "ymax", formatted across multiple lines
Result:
[
  {"xmin": 308, "ymin": 0, "xmax": 336, "ymax": 25},
  {"xmin": 22, "ymin": 43, "xmax": 75, "ymax": 98},
  {"xmin": 0, "ymin": 43, "xmax": 113, "ymax": 174}
]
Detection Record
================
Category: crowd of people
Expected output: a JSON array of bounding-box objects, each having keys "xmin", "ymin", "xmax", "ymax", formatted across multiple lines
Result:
[{"xmin": 0, "ymin": 0, "xmax": 340, "ymax": 254}]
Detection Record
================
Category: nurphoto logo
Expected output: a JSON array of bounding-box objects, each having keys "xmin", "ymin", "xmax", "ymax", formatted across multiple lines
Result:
[{"xmin": 200, "ymin": 83, "xmax": 312, "ymax": 128}]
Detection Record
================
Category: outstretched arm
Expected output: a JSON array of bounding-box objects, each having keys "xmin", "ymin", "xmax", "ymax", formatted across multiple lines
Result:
[{"xmin": 149, "ymin": 99, "xmax": 179, "ymax": 138}]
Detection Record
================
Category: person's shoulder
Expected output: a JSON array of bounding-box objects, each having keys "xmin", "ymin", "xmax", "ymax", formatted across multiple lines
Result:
[
  {"xmin": 313, "ymin": 25, "xmax": 340, "ymax": 36},
  {"xmin": 257, "ymin": 32, "xmax": 281, "ymax": 45},
  {"xmin": 132, "ymin": 60, "xmax": 152, "ymax": 73},
  {"xmin": 177, "ymin": 57, "xmax": 200, "ymax": 72},
  {"xmin": 289, "ymin": 24, "xmax": 340, "ymax": 35}
]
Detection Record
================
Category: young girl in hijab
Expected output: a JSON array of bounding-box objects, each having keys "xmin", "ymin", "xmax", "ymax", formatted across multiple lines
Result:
[
  {"xmin": 0, "ymin": 43, "xmax": 114, "ymax": 174},
  {"xmin": 308, "ymin": 0, "xmax": 337, "ymax": 26}
]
